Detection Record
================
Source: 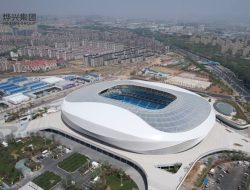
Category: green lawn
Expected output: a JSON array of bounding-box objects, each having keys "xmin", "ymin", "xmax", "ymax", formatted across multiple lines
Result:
[
  {"xmin": 33, "ymin": 171, "xmax": 61, "ymax": 190},
  {"xmin": 105, "ymin": 174, "xmax": 138, "ymax": 190},
  {"xmin": 92, "ymin": 167, "xmax": 138, "ymax": 190},
  {"xmin": 0, "ymin": 148, "xmax": 21, "ymax": 185},
  {"xmin": 0, "ymin": 136, "xmax": 54, "ymax": 185},
  {"xmin": 58, "ymin": 153, "xmax": 88, "ymax": 172}
]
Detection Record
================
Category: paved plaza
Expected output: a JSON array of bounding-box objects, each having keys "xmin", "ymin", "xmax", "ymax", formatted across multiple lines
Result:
[{"xmin": 21, "ymin": 111, "xmax": 250, "ymax": 190}]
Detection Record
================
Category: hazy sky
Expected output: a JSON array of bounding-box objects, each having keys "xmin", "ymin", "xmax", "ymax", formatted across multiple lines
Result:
[{"xmin": 0, "ymin": 0, "xmax": 250, "ymax": 22}]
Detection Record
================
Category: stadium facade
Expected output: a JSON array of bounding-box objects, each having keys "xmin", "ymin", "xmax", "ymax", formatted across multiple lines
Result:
[{"xmin": 61, "ymin": 80, "xmax": 215, "ymax": 154}]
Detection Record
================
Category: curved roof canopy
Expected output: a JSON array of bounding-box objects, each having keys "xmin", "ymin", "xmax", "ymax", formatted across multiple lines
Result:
[{"xmin": 65, "ymin": 80, "xmax": 211, "ymax": 133}]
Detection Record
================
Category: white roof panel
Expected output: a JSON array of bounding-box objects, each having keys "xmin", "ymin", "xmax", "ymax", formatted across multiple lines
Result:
[{"xmin": 42, "ymin": 76, "xmax": 64, "ymax": 84}]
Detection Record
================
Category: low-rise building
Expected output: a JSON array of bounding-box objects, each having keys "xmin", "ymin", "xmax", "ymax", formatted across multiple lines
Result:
[
  {"xmin": 13, "ymin": 60, "xmax": 57, "ymax": 72},
  {"xmin": 3, "ymin": 93, "xmax": 30, "ymax": 104}
]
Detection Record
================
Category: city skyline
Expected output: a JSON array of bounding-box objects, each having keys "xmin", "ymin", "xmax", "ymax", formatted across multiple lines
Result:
[
  {"xmin": 0, "ymin": 1, "xmax": 250, "ymax": 189},
  {"xmin": 1, "ymin": 0, "xmax": 250, "ymax": 22}
]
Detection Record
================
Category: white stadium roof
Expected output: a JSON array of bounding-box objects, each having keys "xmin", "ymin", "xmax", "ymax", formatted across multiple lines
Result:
[{"xmin": 62, "ymin": 80, "xmax": 215, "ymax": 154}]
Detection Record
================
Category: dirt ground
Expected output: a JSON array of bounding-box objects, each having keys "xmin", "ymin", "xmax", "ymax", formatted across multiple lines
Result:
[
  {"xmin": 207, "ymin": 84, "xmax": 233, "ymax": 95},
  {"xmin": 95, "ymin": 60, "xmax": 156, "ymax": 78},
  {"xmin": 183, "ymin": 162, "xmax": 204, "ymax": 190},
  {"xmin": 44, "ymin": 66, "xmax": 91, "ymax": 75},
  {"xmin": 68, "ymin": 60, "xmax": 84, "ymax": 65},
  {"xmin": 151, "ymin": 57, "xmax": 162, "ymax": 65},
  {"xmin": 0, "ymin": 66, "xmax": 92, "ymax": 78},
  {"xmin": 151, "ymin": 65, "xmax": 182, "ymax": 76},
  {"xmin": 195, "ymin": 72, "xmax": 210, "ymax": 79},
  {"xmin": 208, "ymin": 85, "xmax": 223, "ymax": 94}
]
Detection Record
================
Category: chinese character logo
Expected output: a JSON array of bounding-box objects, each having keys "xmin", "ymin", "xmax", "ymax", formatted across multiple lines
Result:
[{"xmin": 2, "ymin": 13, "xmax": 36, "ymax": 25}]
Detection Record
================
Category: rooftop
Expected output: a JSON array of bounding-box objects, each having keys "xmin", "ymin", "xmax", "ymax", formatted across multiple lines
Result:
[{"xmin": 65, "ymin": 80, "xmax": 212, "ymax": 133}]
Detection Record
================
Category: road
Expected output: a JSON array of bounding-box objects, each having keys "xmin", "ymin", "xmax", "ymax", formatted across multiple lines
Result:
[
  {"xmin": 208, "ymin": 64, "xmax": 250, "ymax": 97},
  {"xmin": 172, "ymin": 47, "xmax": 250, "ymax": 102},
  {"xmin": 41, "ymin": 153, "xmax": 93, "ymax": 189}
]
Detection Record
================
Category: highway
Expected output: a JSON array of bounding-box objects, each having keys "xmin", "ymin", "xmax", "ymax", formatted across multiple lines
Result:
[
  {"xmin": 208, "ymin": 64, "xmax": 249, "ymax": 96},
  {"xmin": 172, "ymin": 47, "xmax": 250, "ymax": 102}
]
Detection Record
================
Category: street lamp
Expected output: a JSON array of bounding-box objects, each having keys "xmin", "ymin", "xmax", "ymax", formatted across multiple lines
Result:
[
  {"xmin": 87, "ymin": 159, "xmax": 90, "ymax": 170},
  {"xmin": 119, "ymin": 172, "xmax": 123, "ymax": 187}
]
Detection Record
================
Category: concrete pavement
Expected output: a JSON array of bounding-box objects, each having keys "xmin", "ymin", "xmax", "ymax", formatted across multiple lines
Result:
[{"xmin": 22, "ymin": 111, "xmax": 250, "ymax": 190}]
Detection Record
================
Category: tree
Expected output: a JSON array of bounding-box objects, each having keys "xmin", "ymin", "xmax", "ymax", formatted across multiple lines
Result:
[
  {"xmin": 207, "ymin": 157, "xmax": 213, "ymax": 165},
  {"xmin": 5, "ymin": 133, "xmax": 15, "ymax": 143}
]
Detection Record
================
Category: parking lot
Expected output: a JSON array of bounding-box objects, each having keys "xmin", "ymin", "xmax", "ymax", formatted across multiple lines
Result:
[{"xmin": 204, "ymin": 161, "xmax": 250, "ymax": 190}]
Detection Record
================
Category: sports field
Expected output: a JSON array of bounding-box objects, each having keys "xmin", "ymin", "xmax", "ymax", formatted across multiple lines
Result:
[
  {"xmin": 58, "ymin": 152, "xmax": 88, "ymax": 172},
  {"xmin": 33, "ymin": 171, "xmax": 61, "ymax": 190}
]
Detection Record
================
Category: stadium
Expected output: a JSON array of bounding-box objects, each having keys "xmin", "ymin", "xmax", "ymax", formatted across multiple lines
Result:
[{"xmin": 61, "ymin": 80, "xmax": 215, "ymax": 154}]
